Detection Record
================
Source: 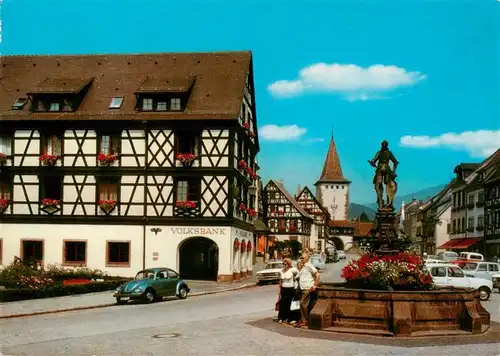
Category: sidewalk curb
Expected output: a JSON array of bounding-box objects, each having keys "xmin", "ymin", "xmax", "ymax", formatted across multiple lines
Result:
[{"xmin": 0, "ymin": 282, "xmax": 257, "ymax": 320}]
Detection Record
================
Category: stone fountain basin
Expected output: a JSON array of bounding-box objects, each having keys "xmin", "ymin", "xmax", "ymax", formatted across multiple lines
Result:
[{"xmin": 309, "ymin": 283, "xmax": 490, "ymax": 337}]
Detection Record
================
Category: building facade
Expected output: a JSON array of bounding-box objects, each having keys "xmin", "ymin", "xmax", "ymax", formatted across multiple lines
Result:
[
  {"xmin": 481, "ymin": 150, "xmax": 500, "ymax": 258},
  {"xmin": 0, "ymin": 51, "xmax": 260, "ymax": 282}
]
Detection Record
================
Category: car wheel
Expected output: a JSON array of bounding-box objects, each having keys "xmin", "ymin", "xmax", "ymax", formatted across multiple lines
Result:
[
  {"xmin": 143, "ymin": 288, "xmax": 156, "ymax": 303},
  {"xmin": 178, "ymin": 287, "xmax": 188, "ymax": 299},
  {"xmin": 478, "ymin": 287, "xmax": 490, "ymax": 301},
  {"xmin": 116, "ymin": 298, "xmax": 127, "ymax": 305}
]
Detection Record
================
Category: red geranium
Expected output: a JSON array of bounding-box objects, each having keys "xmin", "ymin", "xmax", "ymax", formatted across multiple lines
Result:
[
  {"xmin": 176, "ymin": 201, "xmax": 197, "ymax": 209},
  {"xmin": 98, "ymin": 153, "xmax": 117, "ymax": 165},
  {"xmin": 39, "ymin": 154, "xmax": 58, "ymax": 166},
  {"xmin": 41, "ymin": 198, "xmax": 60, "ymax": 207},
  {"xmin": 0, "ymin": 153, "xmax": 7, "ymax": 164},
  {"xmin": 238, "ymin": 160, "xmax": 247, "ymax": 170},
  {"xmin": 176, "ymin": 153, "xmax": 198, "ymax": 164},
  {"xmin": 246, "ymin": 208, "xmax": 257, "ymax": 217},
  {"xmin": 243, "ymin": 122, "xmax": 249, "ymax": 130},
  {"xmin": 239, "ymin": 203, "xmax": 247, "ymax": 211}
]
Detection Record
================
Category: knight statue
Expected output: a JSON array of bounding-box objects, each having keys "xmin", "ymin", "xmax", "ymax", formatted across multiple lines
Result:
[{"xmin": 368, "ymin": 140, "xmax": 399, "ymax": 211}]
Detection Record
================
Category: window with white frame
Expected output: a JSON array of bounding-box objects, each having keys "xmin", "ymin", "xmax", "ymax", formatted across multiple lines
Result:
[
  {"xmin": 44, "ymin": 135, "xmax": 62, "ymax": 155},
  {"xmin": 142, "ymin": 98, "xmax": 153, "ymax": 111},
  {"xmin": 170, "ymin": 98, "xmax": 181, "ymax": 111},
  {"xmin": 156, "ymin": 101, "xmax": 167, "ymax": 111}
]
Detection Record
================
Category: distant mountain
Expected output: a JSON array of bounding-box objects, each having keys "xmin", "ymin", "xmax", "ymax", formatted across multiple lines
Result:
[
  {"xmin": 348, "ymin": 203, "xmax": 377, "ymax": 221},
  {"xmin": 363, "ymin": 184, "xmax": 446, "ymax": 212}
]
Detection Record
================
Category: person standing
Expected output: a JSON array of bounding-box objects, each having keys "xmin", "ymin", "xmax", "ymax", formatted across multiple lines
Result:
[
  {"xmin": 277, "ymin": 258, "xmax": 296, "ymax": 323},
  {"xmin": 296, "ymin": 253, "xmax": 320, "ymax": 328}
]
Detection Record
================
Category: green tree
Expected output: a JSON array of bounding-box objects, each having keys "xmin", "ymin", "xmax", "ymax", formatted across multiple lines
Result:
[{"xmin": 359, "ymin": 211, "xmax": 371, "ymax": 222}]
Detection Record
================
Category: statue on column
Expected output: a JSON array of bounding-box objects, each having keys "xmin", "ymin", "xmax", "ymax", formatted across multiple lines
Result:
[{"xmin": 368, "ymin": 140, "xmax": 399, "ymax": 211}]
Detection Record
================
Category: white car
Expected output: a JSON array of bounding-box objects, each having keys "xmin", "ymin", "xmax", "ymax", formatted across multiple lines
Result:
[
  {"xmin": 310, "ymin": 256, "xmax": 326, "ymax": 271},
  {"xmin": 256, "ymin": 261, "xmax": 298, "ymax": 285},
  {"xmin": 426, "ymin": 263, "xmax": 493, "ymax": 301}
]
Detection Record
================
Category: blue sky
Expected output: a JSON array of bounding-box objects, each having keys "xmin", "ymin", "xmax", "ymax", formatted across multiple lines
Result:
[{"xmin": 1, "ymin": 0, "xmax": 499, "ymax": 204}]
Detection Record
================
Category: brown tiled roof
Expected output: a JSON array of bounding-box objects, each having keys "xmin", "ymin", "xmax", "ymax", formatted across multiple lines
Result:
[
  {"xmin": 328, "ymin": 220, "xmax": 356, "ymax": 228},
  {"xmin": 355, "ymin": 222, "xmax": 374, "ymax": 237},
  {"xmin": 271, "ymin": 180, "xmax": 312, "ymax": 219},
  {"xmin": 27, "ymin": 77, "xmax": 94, "ymax": 95},
  {"xmin": 0, "ymin": 51, "xmax": 251, "ymax": 121},
  {"xmin": 135, "ymin": 76, "xmax": 195, "ymax": 93},
  {"xmin": 315, "ymin": 135, "xmax": 350, "ymax": 184}
]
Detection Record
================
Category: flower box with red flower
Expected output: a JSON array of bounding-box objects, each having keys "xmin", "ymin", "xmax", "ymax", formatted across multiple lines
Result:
[
  {"xmin": 0, "ymin": 153, "xmax": 7, "ymax": 165},
  {"xmin": 238, "ymin": 160, "xmax": 247, "ymax": 171},
  {"xmin": 39, "ymin": 154, "xmax": 58, "ymax": 166},
  {"xmin": 0, "ymin": 198, "xmax": 10, "ymax": 213},
  {"xmin": 98, "ymin": 199, "xmax": 117, "ymax": 214},
  {"xmin": 176, "ymin": 200, "xmax": 198, "ymax": 209},
  {"xmin": 176, "ymin": 153, "xmax": 198, "ymax": 167},
  {"xmin": 277, "ymin": 210, "xmax": 284, "ymax": 216},
  {"xmin": 97, "ymin": 153, "xmax": 118, "ymax": 166},
  {"xmin": 248, "ymin": 131, "xmax": 256, "ymax": 138},
  {"xmin": 246, "ymin": 167, "xmax": 257, "ymax": 180},
  {"xmin": 242, "ymin": 122, "xmax": 249, "ymax": 131},
  {"xmin": 239, "ymin": 203, "xmax": 247, "ymax": 213},
  {"xmin": 41, "ymin": 198, "xmax": 60, "ymax": 207},
  {"xmin": 246, "ymin": 208, "xmax": 257, "ymax": 217}
]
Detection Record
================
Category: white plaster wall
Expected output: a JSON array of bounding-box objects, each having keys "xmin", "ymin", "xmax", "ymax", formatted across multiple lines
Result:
[
  {"xmin": 231, "ymin": 227, "xmax": 253, "ymax": 273},
  {"xmin": 202, "ymin": 176, "xmax": 228, "ymax": 217},
  {"xmin": 121, "ymin": 130, "xmax": 146, "ymax": 167},
  {"xmin": 317, "ymin": 183, "xmax": 349, "ymax": 221},
  {"xmin": 147, "ymin": 130, "xmax": 174, "ymax": 167},
  {"xmin": 63, "ymin": 130, "xmax": 97, "ymax": 167},
  {"xmin": 63, "ymin": 175, "xmax": 96, "ymax": 215},
  {"xmin": 201, "ymin": 130, "xmax": 229, "ymax": 167},
  {"xmin": 12, "ymin": 175, "xmax": 39, "ymax": 215},
  {"xmin": 121, "ymin": 175, "xmax": 145, "ymax": 216},
  {"xmin": 14, "ymin": 130, "xmax": 40, "ymax": 166},
  {"xmin": 146, "ymin": 175, "xmax": 173, "ymax": 216},
  {"xmin": 145, "ymin": 226, "xmax": 235, "ymax": 276},
  {"xmin": 0, "ymin": 224, "xmax": 143, "ymax": 277},
  {"xmin": 435, "ymin": 205, "xmax": 451, "ymax": 252}
]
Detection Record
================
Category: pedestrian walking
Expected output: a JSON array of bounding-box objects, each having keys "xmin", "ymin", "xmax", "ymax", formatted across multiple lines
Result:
[
  {"xmin": 277, "ymin": 258, "xmax": 296, "ymax": 323},
  {"xmin": 296, "ymin": 252, "xmax": 320, "ymax": 328}
]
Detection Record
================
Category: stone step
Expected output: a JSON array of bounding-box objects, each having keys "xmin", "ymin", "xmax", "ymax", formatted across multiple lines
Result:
[{"xmin": 324, "ymin": 326, "xmax": 394, "ymax": 337}]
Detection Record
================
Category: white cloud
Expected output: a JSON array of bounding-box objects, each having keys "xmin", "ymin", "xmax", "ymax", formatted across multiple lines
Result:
[
  {"xmin": 400, "ymin": 130, "xmax": 500, "ymax": 158},
  {"xmin": 307, "ymin": 137, "xmax": 325, "ymax": 143},
  {"xmin": 260, "ymin": 125, "xmax": 307, "ymax": 141},
  {"xmin": 268, "ymin": 63, "xmax": 426, "ymax": 100}
]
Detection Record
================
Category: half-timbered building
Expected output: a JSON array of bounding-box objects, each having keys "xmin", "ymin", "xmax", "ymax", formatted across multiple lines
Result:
[
  {"xmin": 480, "ymin": 150, "xmax": 500, "ymax": 259},
  {"xmin": 295, "ymin": 186, "xmax": 330, "ymax": 251},
  {"xmin": 263, "ymin": 180, "xmax": 313, "ymax": 248},
  {"xmin": 0, "ymin": 51, "xmax": 260, "ymax": 281}
]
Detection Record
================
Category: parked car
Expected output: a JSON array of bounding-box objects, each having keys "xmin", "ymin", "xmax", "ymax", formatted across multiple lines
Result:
[
  {"xmin": 310, "ymin": 256, "xmax": 326, "ymax": 270},
  {"xmin": 458, "ymin": 252, "xmax": 484, "ymax": 261},
  {"xmin": 426, "ymin": 263, "xmax": 493, "ymax": 301},
  {"xmin": 492, "ymin": 273, "xmax": 500, "ymax": 292},
  {"xmin": 424, "ymin": 258, "xmax": 447, "ymax": 265},
  {"xmin": 256, "ymin": 261, "xmax": 287, "ymax": 285},
  {"xmin": 325, "ymin": 247, "xmax": 338, "ymax": 263},
  {"xmin": 337, "ymin": 250, "xmax": 347, "ymax": 260},
  {"xmin": 437, "ymin": 251, "xmax": 459, "ymax": 262},
  {"xmin": 113, "ymin": 268, "xmax": 190, "ymax": 304},
  {"xmin": 458, "ymin": 261, "xmax": 499, "ymax": 280}
]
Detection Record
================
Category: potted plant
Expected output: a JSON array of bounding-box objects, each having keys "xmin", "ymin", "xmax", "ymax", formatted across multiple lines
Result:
[
  {"xmin": 98, "ymin": 199, "xmax": 117, "ymax": 214},
  {"xmin": 246, "ymin": 208, "xmax": 257, "ymax": 217},
  {"xmin": 176, "ymin": 153, "xmax": 198, "ymax": 167},
  {"xmin": 39, "ymin": 154, "xmax": 58, "ymax": 166},
  {"xmin": 176, "ymin": 200, "xmax": 198, "ymax": 209},
  {"xmin": 238, "ymin": 160, "xmax": 247, "ymax": 171},
  {"xmin": 0, "ymin": 198, "xmax": 9, "ymax": 213},
  {"xmin": 97, "ymin": 153, "xmax": 118, "ymax": 166},
  {"xmin": 242, "ymin": 122, "xmax": 249, "ymax": 131},
  {"xmin": 41, "ymin": 198, "xmax": 60, "ymax": 208},
  {"xmin": 0, "ymin": 153, "xmax": 7, "ymax": 165}
]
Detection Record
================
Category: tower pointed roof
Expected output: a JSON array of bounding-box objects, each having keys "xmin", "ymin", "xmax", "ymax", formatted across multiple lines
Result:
[{"xmin": 314, "ymin": 131, "xmax": 351, "ymax": 185}]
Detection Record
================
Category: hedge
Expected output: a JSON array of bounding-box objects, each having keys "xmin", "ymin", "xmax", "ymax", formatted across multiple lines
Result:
[{"xmin": 0, "ymin": 279, "xmax": 130, "ymax": 302}]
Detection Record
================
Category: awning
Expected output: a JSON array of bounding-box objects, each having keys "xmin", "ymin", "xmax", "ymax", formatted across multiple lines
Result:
[
  {"xmin": 452, "ymin": 238, "xmax": 481, "ymax": 249},
  {"xmin": 437, "ymin": 239, "xmax": 462, "ymax": 249},
  {"xmin": 253, "ymin": 219, "xmax": 270, "ymax": 233}
]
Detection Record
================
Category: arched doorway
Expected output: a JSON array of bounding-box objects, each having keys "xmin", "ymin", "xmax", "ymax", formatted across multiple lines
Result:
[
  {"xmin": 329, "ymin": 236, "xmax": 345, "ymax": 251},
  {"xmin": 179, "ymin": 236, "xmax": 218, "ymax": 281}
]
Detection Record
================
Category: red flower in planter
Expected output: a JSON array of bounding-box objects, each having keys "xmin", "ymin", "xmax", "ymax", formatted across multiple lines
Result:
[
  {"xmin": 238, "ymin": 160, "xmax": 247, "ymax": 170},
  {"xmin": 39, "ymin": 154, "xmax": 58, "ymax": 166},
  {"xmin": 41, "ymin": 198, "xmax": 60, "ymax": 207},
  {"xmin": 243, "ymin": 122, "xmax": 249, "ymax": 130},
  {"xmin": 239, "ymin": 203, "xmax": 247, "ymax": 211},
  {"xmin": 0, "ymin": 198, "xmax": 9, "ymax": 212},
  {"xmin": 246, "ymin": 208, "xmax": 257, "ymax": 217},
  {"xmin": 277, "ymin": 210, "xmax": 284, "ymax": 216},
  {"xmin": 0, "ymin": 153, "xmax": 7, "ymax": 164},
  {"xmin": 176, "ymin": 200, "xmax": 198, "ymax": 209},
  {"xmin": 97, "ymin": 153, "xmax": 118, "ymax": 165},
  {"xmin": 176, "ymin": 153, "xmax": 198, "ymax": 166},
  {"xmin": 98, "ymin": 199, "xmax": 117, "ymax": 211}
]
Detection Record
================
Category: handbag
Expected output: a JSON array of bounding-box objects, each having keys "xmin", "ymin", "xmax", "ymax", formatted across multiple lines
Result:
[{"xmin": 290, "ymin": 298, "xmax": 300, "ymax": 311}]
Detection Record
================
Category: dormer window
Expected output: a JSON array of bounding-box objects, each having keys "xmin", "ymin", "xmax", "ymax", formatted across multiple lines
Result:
[
  {"xmin": 170, "ymin": 98, "xmax": 181, "ymax": 111},
  {"xmin": 12, "ymin": 98, "xmax": 28, "ymax": 110},
  {"xmin": 156, "ymin": 101, "xmax": 167, "ymax": 111},
  {"xmin": 142, "ymin": 98, "xmax": 153, "ymax": 111},
  {"xmin": 49, "ymin": 102, "xmax": 60, "ymax": 112}
]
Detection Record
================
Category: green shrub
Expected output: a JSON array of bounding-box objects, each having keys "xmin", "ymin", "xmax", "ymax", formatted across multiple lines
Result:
[{"xmin": 0, "ymin": 280, "xmax": 130, "ymax": 302}]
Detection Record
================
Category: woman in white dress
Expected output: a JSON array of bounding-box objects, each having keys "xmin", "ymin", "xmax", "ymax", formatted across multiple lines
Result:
[{"xmin": 277, "ymin": 258, "xmax": 296, "ymax": 323}]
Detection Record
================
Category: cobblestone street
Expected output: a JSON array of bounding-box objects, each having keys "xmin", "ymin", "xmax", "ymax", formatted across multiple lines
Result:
[{"xmin": 1, "ymin": 260, "xmax": 499, "ymax": 356}]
